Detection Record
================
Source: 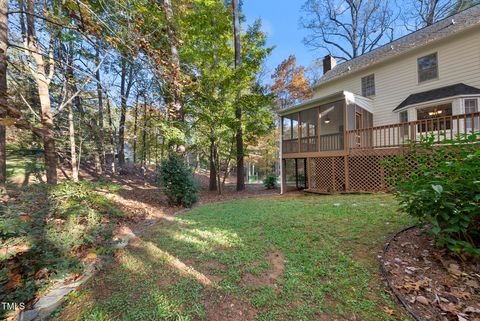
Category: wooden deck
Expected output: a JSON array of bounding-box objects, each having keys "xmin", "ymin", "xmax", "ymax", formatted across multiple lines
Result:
[{"xmin": 282, "ymin": 111, "xmax": 480, "ymax": 193}]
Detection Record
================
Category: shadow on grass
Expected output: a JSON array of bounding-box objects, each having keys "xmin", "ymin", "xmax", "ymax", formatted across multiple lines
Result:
[{"xmin": 54, "ymin": 194, "xmax": 413, "ymax": 321}]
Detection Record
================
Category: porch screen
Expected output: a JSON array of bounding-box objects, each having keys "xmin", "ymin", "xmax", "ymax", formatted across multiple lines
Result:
[
  {"xmin": 319, "ymin": 100, "xmax": 344, "ymax": 151},
  {"xmin": 300, "ymin": 108, "xmax": 318, "ymax": 152},
  {"xmin": 282, "ymin": 114, "xmax": 299, "ymax": 153}
]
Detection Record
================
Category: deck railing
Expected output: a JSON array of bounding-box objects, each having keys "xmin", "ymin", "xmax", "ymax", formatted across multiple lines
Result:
[
  {"xmin": 283, "ymin": 133, "xmax": 344, "ymax": 153},
  {"xmin": 346, "ymin": 111, "xmax": 480, "ymax": 150},
  {"xmin": 300, "ymin": 136, "xmax": 317, "ymax": 152},
  {"xmin": 282, "ymin": 138, "xmax": 299, "ymax": 153},
  {"xmin": 319, "ymin": 133, "xmax": 344, "ymax": 151}
]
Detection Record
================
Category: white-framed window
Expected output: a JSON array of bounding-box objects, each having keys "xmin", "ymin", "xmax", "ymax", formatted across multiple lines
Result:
[
  {"xmin": 361, "ymin": 74, "xmax": 375, "ymax": 97},
  {"xmin": 465, "ymin": 98, "xmax": 478, "ymax": 114},
  {"xmin": 418, "ymin": 53, "xmax": 438, "ymax": 83},
  {"xmin": 399, "ymin": 110, "xmax": 409, "ymax": 139},
  {"xmin": 465, "ymin": 98, "xmax": 479, "ymax": 131}
]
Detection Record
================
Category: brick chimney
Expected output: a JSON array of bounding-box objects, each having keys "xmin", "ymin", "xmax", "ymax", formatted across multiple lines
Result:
[{"xmin": 323, "ymin": 55, "xmax": 337, "ymax": 74}]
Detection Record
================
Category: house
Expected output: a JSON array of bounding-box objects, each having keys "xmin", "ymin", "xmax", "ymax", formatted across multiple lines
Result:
[{"xmin": 278, "ymin": 5, "xmax": 480, "ymax": 194}]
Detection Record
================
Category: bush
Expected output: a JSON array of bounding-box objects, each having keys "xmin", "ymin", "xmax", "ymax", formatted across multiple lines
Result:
[
  {"xmin": 157, "ymin": 154, "xmax": 199, "ymax": 208},
  {"xmin": 263, "ymin": 173, "xmax": 277, "ymax": 189},
  {"xmin": 385, "ymin": 133, "xmax": 480, "ymax": 256}
]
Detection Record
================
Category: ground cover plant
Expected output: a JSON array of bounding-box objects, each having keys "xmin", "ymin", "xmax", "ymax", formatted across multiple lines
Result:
[
  {"xmin": 385, "ymin": 133, "xmax": 480, "ymax": 256},
  {"xmin": 0, "ymin": 180, "xmax": 124, "ymax": 318},
  {"xmin": 55, "ymin": 194, "xmax": 413, "ymax": 321}
]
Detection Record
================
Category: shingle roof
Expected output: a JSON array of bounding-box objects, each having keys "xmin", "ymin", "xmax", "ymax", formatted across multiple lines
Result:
[
  {"xmin": 313, "ymin": 5, "xmax": 480, "ymax": 88},
  {"xmin": 394, "ymin": 83, "xmax": 480, "ymax": 111}
]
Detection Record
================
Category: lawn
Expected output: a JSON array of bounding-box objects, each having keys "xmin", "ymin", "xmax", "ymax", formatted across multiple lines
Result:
[
  {"xmin": 6, "ymin": 149, "xmax": 44, "ymax": 183},
  {"xmin": 54, "ymin": 193, "xmax": 413, "ymax": 321}
]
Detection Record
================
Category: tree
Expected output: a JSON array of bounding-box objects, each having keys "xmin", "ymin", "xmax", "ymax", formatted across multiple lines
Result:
[
  {"xmin": 402, "ymin": 0, "xmax": 478, "ymax": 29},
  {"xmin": 20, "ymin": 0, "xmax": 58, "ymax": 184},
  {"xmin": 161, "ymin": 0, "xmax": 184, "ymax": 122},
  {"xmin": 0, "ymin": 0, "xmax": 7, "ymax": 194},
  {"xmin": 232, "ymin": 0, "xmax": 245, "ymax": 191},
  {"xmin": 118, "ymin": 56, "xmax": 135, "ymax": 167},
  {"xmin": 270, "ymin": 55, "xmax": 312, "ymax": 109},
  {"xmin": 301, "ymin": 0, "xmax": 395, "ymax": 62}
]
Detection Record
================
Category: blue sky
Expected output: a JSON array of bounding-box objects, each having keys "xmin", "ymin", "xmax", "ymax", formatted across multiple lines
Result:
[{"xmin": 243, "ymin": 1, "xmax": 316, "ymax": 77}]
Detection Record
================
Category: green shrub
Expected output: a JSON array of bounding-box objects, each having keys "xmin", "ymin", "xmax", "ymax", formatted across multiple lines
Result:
[
  {"xmin": 157, "ymin": 154, "xmax": 199, "ymax": 208},
  {"xmin": 384, "ymin": 133, "xmax": 480, "ymax": 256},
  {"xmin": 263, "ymin": 173, "xmax": 277, "ymax": 189}
]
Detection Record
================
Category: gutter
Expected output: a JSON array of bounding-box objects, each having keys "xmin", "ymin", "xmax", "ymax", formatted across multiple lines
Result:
[{"xmin": 277, "ymin": 91, "xmax": 346, "ymax": 116}]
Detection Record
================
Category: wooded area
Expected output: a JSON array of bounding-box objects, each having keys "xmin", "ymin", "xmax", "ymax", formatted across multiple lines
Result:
[{"xmin": 0, "ymin": 0, "xmax": 301, "ymax": 195}]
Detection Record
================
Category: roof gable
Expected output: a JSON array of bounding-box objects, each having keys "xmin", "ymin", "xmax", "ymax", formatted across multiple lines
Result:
[
  {"xmin": 313, "ymin": 5, "xmax": 480, "ymax": 88},
  {"xmin": 394, "ymin": 83, "xmax": 480, "ymax": 111}
]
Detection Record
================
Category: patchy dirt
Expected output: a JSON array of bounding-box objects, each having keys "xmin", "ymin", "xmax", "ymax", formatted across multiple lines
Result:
[
  {"xmin": 383, "ymin": 226, "xmax": 480, "ymax": 321},
  {"xmin": 204, "ymin": 292, "xmax": 257, "ymax": 321},
  {"xmin": 242, "ymin": 250, "xmax": 285, "ymax": 287}
]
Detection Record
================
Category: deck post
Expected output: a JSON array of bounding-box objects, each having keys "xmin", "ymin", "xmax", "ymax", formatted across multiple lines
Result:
[{"xmin": 344, "ymin": 156, "xmax": 350, "ymax": 191}]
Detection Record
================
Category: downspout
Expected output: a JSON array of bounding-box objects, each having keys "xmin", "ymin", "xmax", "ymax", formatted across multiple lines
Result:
[{"xmin": 279, "ymin": 117, "xmax": 284, "ymax": 194}]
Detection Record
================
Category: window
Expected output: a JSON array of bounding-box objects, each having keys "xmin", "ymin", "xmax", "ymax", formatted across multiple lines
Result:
[
  {"xmin": 399, "ymin": 111, "xmax": 409, "ymax": 138},
  {"xmin": 465, "ymin": 99, "xmax": 479, "ymax": 131},
  {"xmin": 416, "ymin": 104, "xmax": 452, "ymax": 132},
  {"xmin": 465, "ymin": 98, "xmax": 478, "ymax": 114},
  {"xmin": 361, "ymin": 74, "xmax": 375, "ymax": 97},
  {"xmin": 418, "ymin": 53, "xmax": 438, "ymax": 83}
]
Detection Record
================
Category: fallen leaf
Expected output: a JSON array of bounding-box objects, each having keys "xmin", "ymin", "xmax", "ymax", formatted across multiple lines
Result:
[
  {"xmin": 448, "ymin": 264, "xmax": 462, "ymax": 277},
  {"xmin": 451, "ymin": 289, "xmax": 471, "ymax": 300},
  {"xmin": 4, "ymin": 273, "xmax": 22, "ymax": 292},
  {"xmin": 382, "ymin": 306, "xmax": 395, "ymax": 316},
  {"xmin": 403, "ymin": 280, "xmax": 422, "ymax": 292},
  {"xmin": 440, "ymin": 302, "xmax": 461, "ymax": 314},
  {"xmin": 416, "ymin": 296, "xmax": 429, "ymax": 305},
  {"xmin": 85, "ymin": 252, "xmax": 98, "ymax": 261}
]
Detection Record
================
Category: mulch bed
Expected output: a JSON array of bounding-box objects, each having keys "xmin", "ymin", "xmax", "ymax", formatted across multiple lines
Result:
[{"xmin": 382, "ymin": 226, "xmax": 480, "ymax": 321}]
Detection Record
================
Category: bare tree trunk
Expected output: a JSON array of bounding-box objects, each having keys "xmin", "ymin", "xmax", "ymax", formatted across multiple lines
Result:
[
  {"xmin": 142, "ymin": 96, "xmax": 147, "ymax": 166},
  {"xmin": 0, "ymin": 0, "xmax": 7, "ymax": 194},
  {"xmin": 68, "ymin": 106, "xmax": 78, "ymax": 182},
  {"xmin": 24, "ymin": 0, "xmax": 57, "ymax": 184},
  {"xmin": 209, "ymin": 139, "xmax": 217, "ymax": 192},
  {"xmin": 106, "ymin": 98, "xmax": 116, "ymax": 173},
  {"xmin": 232, "ymin": 0, "xmax": 244, "ymax": 191},
  {"xmin": 95, "ymin": 45, "xmax": 105, "ymax": 168},
  {"xmin": 133, "ymin": 94, "xmax": 139, "ymax": 164},
  {"xmin": 118, "ymin": 58, "xmax": 134, "ymax": 167}
]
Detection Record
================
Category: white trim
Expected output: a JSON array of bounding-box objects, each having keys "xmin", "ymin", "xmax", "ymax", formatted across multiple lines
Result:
[
  {"xmin": 345, "ymin": 92, "xmax": 375, "ymax": 113},
  {"xmin": 278, "ymin": 91, "xmax": 350, "ymax": 116},
  {"xmin": 393, "ymin": 94, "xmax": 480, "ymax": 113}
]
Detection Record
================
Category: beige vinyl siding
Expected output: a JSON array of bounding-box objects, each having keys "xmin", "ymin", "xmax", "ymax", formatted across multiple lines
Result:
[{"xmin": 312, "ymin": 26, "xmax": 480, "ymax": 127}]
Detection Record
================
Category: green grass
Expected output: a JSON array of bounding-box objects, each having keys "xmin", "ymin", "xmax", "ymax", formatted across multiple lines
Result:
[
  {"xmin": 55, "ymin": 194, "xmax": 413, "ymax": 321},
  {"xmin": 5, "ymin": 149, "xmax": 44, "ymax": 181}
]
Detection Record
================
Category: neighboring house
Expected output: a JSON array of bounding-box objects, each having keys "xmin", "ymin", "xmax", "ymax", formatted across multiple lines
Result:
[{"xmin": 278, "ymin": 5, "xmax": 480, "ymax": 194}]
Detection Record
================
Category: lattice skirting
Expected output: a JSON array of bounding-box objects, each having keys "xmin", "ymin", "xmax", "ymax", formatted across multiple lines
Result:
[{"xmin": 308, "ymin": 149, "xmax": 404, "ymax": 193}]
